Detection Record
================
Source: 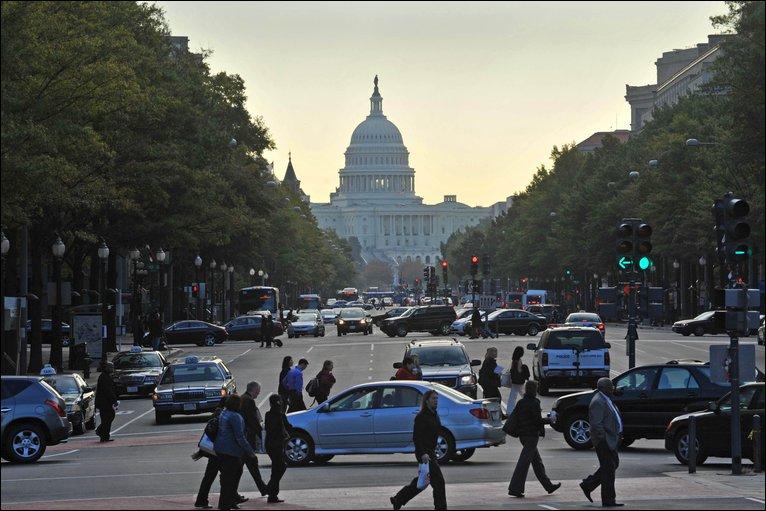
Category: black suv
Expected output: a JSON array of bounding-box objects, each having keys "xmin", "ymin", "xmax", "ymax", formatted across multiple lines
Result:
[
  {"xmin": 550, "ymin": 360, "xmax": 730, "ymax": 450},
  {"xmin": 380, "ymin": 305, "xmax": 457, "ymax": 337},
  {"xmin": 394, "ymin": 339, "xmax": 482, "ymax": 397}
]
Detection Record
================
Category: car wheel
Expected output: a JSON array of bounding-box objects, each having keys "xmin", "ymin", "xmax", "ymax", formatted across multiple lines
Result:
[
  {"xmin": 693, "ymin": 326, "xmax": 704, "ymax": 337},
  {"xmin": 85, "ymin": 415, "xmax": 96, "ymax": 430},
  {"xmin": 284, "ymin": 431, "xmax": 314, "ymax": 467},
  {"xmin": 564, "ymin": 414, "xmax": 593, "ymax": 450},
  {"xmin": 288, "ymin": 333, "xmax": 294, "ymax": 339},
  {"xmin": 451, "ymin": 448, "xmax": 475, "ymax": 462},
  {"xmin": 4, "ymin": 422, "xmax": 47, "ymax": 463},
  {"xmin": 155, "ymin": 411, "xmax": 171, "ymax": 425},
  {"xmin": 396, "ymin": 325, "xmax": 408, "ymax": 337},
  {"xmin": 320, "ymin": 330, "xmax": 325, "ymax": 337},
  {"xmin": 528, "ymin": 324, "xmax": 539, "ymax": 336},
  {"xmin": 204, "ymin": 334, "xmax": 216, "ymax": 347},
  {"xmin": 682, "ymin": 332, "xmax": 691, "ymax": 337},
  {"xmin": 434, "ymin": 429, "xmax": 455, "ymax": 464},
  {"xmin": 674, "ymin": 428, "xmax": 707, "ymax": 465},
  {"xmin": 386, "ymin": 331, "xmax": 396, "ymax": 338},
  {"xmin": 337, "ymin": 330, "xmax": 342, "ymax": 337},
  {"xmin": 313, "ymin": 454, "xmax": 334, "ymax": 464},
  {"xmin": 440, "ymin": 323, "xmax": 451, "ymax": 335}
]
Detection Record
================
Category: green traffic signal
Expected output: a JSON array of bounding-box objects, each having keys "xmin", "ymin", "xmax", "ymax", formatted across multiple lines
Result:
[{"xmin": 638, "ymin": 256, "xmax": 653, "ymax": 270}]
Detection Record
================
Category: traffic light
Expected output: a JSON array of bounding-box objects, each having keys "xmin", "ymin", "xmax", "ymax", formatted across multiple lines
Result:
[
  {"xmin": 414, "ymin": 278, "xmax": 421, "ymax": 287},
  {"xmin": 481, "ymin": 253, "xmax": 491, "ymax": 276},
  {"xmin": 564, "ymin": 268, "xmax": 573, "ymax": 278},
  {"xmin": 721, "ymin": 193, "xmax": 750, "ymax": 263},
  {"xmin": 423, "ymin": 266, "xmax": 430, "ymax": 281},
  {"xmin": 616, "ymin": 222, "xmax": 634, "ymax": 271},
  {"xmin": 440, "ymin": 260, "xmax": 448, "ymax": 284},
  {"xmin": 192, "ymin": 283, "xmax": 200, "ymax": 298},
  {"xmin": 636, "ymin": 223, "xmax": 653, "ymax": 270},
  {"xmin": 470, "ymin": 255, "xmax": 479, "ymax": 276},
  {"xmin": 429, "ymin": 266, "xmax": 436, "ymax": 281}
]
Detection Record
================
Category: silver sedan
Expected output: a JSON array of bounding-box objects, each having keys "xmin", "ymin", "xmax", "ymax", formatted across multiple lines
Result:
[{"xmin": 283, "ymin": 380, "xmax": 505, "ymax": 466}]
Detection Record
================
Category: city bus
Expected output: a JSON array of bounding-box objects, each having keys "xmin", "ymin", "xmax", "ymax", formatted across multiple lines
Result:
[
  {"xmin": 298, "ymin": 294, "xmax": 321, "ymax": 311},
  {"xmin": 238, "ymin": 286, "xmax": 280, "ymax": 315},
  {"xmin": 336, "ymin": 287, "xmax": 359, "ymax": 302}
]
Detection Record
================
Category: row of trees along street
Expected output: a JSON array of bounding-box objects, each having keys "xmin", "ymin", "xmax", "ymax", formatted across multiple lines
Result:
[
  {"xmin": 442, "ymin": 1, "xmax": 764, "ymax": 297},
  {"xmin": 0, "ymin": 1, "xmax": 356, "ymax": 374}
]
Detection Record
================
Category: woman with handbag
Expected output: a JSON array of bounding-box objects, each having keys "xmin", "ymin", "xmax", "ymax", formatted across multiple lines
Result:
[
  {"xmin": 506, "ymin": 347, "xmax": 531, "ymax": 414},
  {"xmin": 507, "ymin": 380, "xmax": 561, "ymax": 498},
  {"xmin": 214, "ymin": 395, "xmax": 257, "ymax": 511}
]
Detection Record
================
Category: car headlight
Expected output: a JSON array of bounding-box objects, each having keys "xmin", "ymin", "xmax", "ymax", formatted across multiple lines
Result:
[
  {"xmin": 360, "ymin": 319, "xmax": 366, "ymax": 324},
  {"xmin": 338, "ymin": 320, "xmax": 345, "ymax": 325},
  {"xmin": 460, "ymin": 375, "xmax": 476, "ymax": 386},
  {"xmin": 153, "ymin": 391, "xmax": 172, "ymax": 401}
]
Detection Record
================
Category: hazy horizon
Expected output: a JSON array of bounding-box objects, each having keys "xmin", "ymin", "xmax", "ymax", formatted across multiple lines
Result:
[{"xmin": 156, "ymin": 1, "xmax": 726, "ymax": 207}]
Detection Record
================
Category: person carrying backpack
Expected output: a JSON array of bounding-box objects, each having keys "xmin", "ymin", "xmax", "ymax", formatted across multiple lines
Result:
[
  {"xmin": 312, "ymin": 360, "xmax": 336, "ymax": 404},
  {"xmin": 506, "ymin": 346, "xmax": 531, "ymax": 414}
]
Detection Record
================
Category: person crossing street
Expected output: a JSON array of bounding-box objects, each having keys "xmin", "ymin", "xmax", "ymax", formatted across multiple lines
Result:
[
  {"xmin": 95, "ymin": 362, "xmax": 118, "ymax": 442},
  {"xmin": 284, "ymin": 358, "xmax": 309, "ymax": 412}
]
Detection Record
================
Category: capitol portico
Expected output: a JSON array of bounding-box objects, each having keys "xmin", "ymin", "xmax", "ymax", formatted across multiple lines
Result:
[{"xmin": 308, "ymin": 76, "xmax": 494, "ymax": 266}]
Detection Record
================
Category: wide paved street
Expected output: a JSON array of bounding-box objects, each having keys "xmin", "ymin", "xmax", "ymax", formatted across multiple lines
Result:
[{"xmin": 2, "ymin": 323, "xmax": 764, "ymax": 509}]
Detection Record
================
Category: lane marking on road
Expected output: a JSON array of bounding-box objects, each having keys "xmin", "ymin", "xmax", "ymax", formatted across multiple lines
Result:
[
  {"xmin": 42, "ymin": 449, "xmax": 79, "ymax": 459},
  {"xmin": 538, "ymin": 506, "xmax": 558, "ymax": 510},
  {"xmin": 670, "ymin": 341, "xmax": 709, "ymax": 354},
  {"xmin": 110, "ymin": 407, "xmax": 155, "ymax": 435},
  {"xmin": 307, "ymin": 346, "xmax": 314, "ymax": 353},
  {"xmin": 115, "ymin": 410, "xmax": 135, "ymax": 415},
  {"xmin": 228, "ymin": 348, "xmax": 252, "ymax": 364},
  {"xmin": 259, "ymin": 392, "xmax": 274, "ymax": 409},
  {"xmin": 371, "ymin": 344, "xmax": 374, "ymax": 351},
  {"xmin": 746, "ymin": 498, "xmax": 765, "ymax": 504}
]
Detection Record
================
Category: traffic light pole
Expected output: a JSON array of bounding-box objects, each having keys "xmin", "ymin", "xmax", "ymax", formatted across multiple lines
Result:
[
  {"xmin": 626, "ymin": 273, "xmax": 638, "ymax": 369},
  {"xmin": 729, "ymin": 328, "xmax": 742, "ymax": 475}
]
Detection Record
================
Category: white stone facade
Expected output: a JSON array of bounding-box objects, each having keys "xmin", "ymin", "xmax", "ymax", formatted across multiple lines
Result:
[{"xmin": 310, "ymin": 77, "xmax": 492, "ymax": 266}]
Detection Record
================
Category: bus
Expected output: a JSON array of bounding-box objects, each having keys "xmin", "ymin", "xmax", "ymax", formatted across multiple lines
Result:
[
  {"xmin": 298, "ymin": 294, "xmax": 321, "ymax": 311},
  {"xmin": 336, "ymin": 287, "xmax": 359, "ymax": 302},
  {"xmin": 238, "ymin": 286, "xmax": 280, "ymax": 315}
]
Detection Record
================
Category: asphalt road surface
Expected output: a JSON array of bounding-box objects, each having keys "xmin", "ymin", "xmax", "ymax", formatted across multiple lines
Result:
[{"xmin": 2, "ymin": 321, "xmax": 764, "ymax": 509}]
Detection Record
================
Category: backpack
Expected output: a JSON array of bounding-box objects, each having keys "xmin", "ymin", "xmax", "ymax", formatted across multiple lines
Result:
[
  {"xmin": 305, "ymin": 376, "xmax": 320, "ymax": 397},
  {"xmin": 204, "ymin": 415, "xmax": 220, "ymax": 441}
]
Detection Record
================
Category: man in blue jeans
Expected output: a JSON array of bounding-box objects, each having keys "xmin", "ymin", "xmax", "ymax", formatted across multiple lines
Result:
[{"xmin": 283, "ymin": 358, "xmax": 309, "ymax": 412}]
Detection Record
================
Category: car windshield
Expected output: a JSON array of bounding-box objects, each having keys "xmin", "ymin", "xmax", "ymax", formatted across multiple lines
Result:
[
  {"xmin": 341, "ymin": 308, "xmax": 365, "ymax": 318},
  {"xmin": 43, "ymin": 376, "xmax": 80, "ymax": 395},
  {"xmin": 296, "ymin": 313, "xmax": 317, "ymax": 322},
  {"xmin": 693, "ymin": 311, "xmax": 715, "ymax": 321},
  {"xmin": 488, "ymin": 309, "xmax": 507, "ymax": 320},
  {"xmin": 566, "ymin": 313, "xmax": 601, "ymax": 323},
  {"xmin": 545, "ymin": 330, "xmax": 606, "ymax": 350},
  {"xmin": 398, "ymin": 307, "xmax": 417, "ymax": 317},
  {"xmin": 113, "ymin": 353, "xmax": 163, "ymax": 369},
  {"xmin": 409, "ymin": 346, "xmax": 468, "ymax": 366},
  {"xmin": 161, "ymin": 364, "xmax": 223, "ymax": 384}
]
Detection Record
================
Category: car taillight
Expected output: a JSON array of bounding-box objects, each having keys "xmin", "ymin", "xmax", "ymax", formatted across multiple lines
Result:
[
  {"xmin": 604, "ymin": 351, "xmax": 610, "ymax": 365},
  {"xmin": 469, "ymin": 408, "xmax": 490, "ymax": 420},
  {"xmin": 542, "ymin": 352, "xmax": 549, "ymax": 366},
  {"xmin": 597, "ymin": 323, "xmax": 605, "ymax": 331},
  {"xmin": 45, "ymin": 398, "xmax": 66, "ymax": 417}
]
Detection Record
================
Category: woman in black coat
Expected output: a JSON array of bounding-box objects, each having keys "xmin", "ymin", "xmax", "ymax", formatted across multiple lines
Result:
[
  {"xmin": 264, "ymin": 394, "xmax": 290, "ymax": 504},
  {"xmin": 278, "ymin": 356, "xmax": 293, "ymax": 412},
  {"xmin": 507, "ymin": 380, "xmax": 561, "ymax": 498},
  {"xmin": 478, "ymin": 347, "xmax": 501, "ymax": 399}
]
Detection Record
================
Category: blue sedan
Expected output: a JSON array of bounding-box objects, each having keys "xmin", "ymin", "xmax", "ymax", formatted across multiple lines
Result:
[{"xmin": 283, "ymin": 380, "xmax": 505, "ymax": 466}]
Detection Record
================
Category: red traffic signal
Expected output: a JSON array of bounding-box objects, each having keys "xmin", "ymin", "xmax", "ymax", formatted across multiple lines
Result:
[
  {"xmin": 471, "ymin": 255, "xmax": 479, "ymax": 264},
  {"xmin": 192, "ymin": 283, "xmax": 200, "ymax": 297},
  {"xmin": 441, "ymin": 260, "xmax": 448, "ymax": 269}
]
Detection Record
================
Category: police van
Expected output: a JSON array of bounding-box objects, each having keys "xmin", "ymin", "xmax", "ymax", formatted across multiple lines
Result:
[{"xmin": 527, "ymin": 326, "xmax": 611, "ymax": 396}]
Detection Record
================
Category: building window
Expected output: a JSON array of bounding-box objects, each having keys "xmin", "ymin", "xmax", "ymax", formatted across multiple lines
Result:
[{"xmin": 425, "ymin": 255, "xmax": 430, "ymax": 264}]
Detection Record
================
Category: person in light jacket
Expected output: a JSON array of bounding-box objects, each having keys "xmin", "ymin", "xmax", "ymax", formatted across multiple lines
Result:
[
  {"xmin": 506, "ymin": 346, "xmax": 531, "ymax": 413},
  {"xmin": 214, "ymin": 394, "xmax": 256, "ymax": 511}
]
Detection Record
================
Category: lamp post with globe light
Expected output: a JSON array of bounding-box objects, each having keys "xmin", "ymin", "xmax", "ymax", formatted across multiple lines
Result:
[
  {"xmin": 210, "ymin": 259, "xmax": 217, "ymax": 323},
  {"xmin": 249, "ymin": 268, "xmax": 256, "ymax": 286},
  {"xmin": 194, "ymin": 255, "xmax": 202, "ymax": 320},
  {"xmin": 98, "ymin": 241, "xmax": 110, "ymax": 368},
  {"xmin": 50, "ymin": 236, "xmax": 66, "ymax": 371},
  {"xmin": 156, "ymin": 248, "xmax": 166, "ymax": 323},
  {"xmin": 258, "ymin": 269, "xmax": 265, "ymax": 286},
  {"xmin": 228, "ymin": 265, "xmax": 235, "ymax": 319},
  {"xmin": 220, "ymin": 262, "xmax": 227, "ymax": 323},
  {"xmin": 1, "ymin": 230, "xmax": 10, "ymax": 353}
]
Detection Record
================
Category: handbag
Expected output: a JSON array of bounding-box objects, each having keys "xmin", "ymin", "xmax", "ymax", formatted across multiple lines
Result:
[
  {"xmin": 502, "ymin": 409, "xmax": 519, "ymax": 438},
  {"xmin": 204, "ymin": 416, "xmax": 219, "ymax": 441},
  {"xmin": 416, "ymin": 462, "xmax": 431, "ymax": 490},
  {"xmin": 198, "ymin": 432, "xmax": 216, "ymax": 456},
  {"xmin": 500, "ymin": 370, "xmax": 512, "ymax": 388}
]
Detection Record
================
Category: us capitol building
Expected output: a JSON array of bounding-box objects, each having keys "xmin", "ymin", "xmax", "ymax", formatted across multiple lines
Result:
[{"xmin": 303, "ymin": 76, "xmax": 497, "ymax": 267}]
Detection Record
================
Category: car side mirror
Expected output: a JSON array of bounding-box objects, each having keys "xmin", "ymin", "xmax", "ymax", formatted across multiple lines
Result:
[
  {"xmin": 605, "ymin": 343, "xmax": 611, "ymax": 349},
  {"xmin": 82, "ymin": 386, "xmax": 93, "ymax": 393},
  {"xmin": 470, "ymin": 359, "xmax": 481, "ymax": 367},
  {"xmin": 526, "ymin": 343, "xmax": 537, "ymax": 351},
  {"xmin": 393, "ymin": 362, "xmax": 403, "ymax": 369},
  {"xmin": 708, "ymin": 401, "xmax": 719, "ymax": 413}
]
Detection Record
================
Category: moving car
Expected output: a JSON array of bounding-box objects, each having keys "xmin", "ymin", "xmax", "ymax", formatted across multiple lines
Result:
[
  {"xmin": 1, "ymin": 376, "xmax": 71, "ymax": 463},
  {"xmin": 563, "ymin": 312, "xmax": 605, "ymax": 337},
  {"xmin": 527, "ymin": 326, "xmax": 610, "ymax": 395},
  {"xmin": 288, "ymin": 312, "xmax": 325, "ymax": 338},
  {"xmin": 321, "ymin": 309, "xmax": 340, "ymax": 324},
  {"xmin": 757, "ymin": 317, "xmax": 764, "ymax": 346},
  {"xmin": 380, "ymin": 305, "xmax": 457, "ymax": 337},
  {"xmin": 283, "ymin": 381, "xmax": 504, "ymax": 466},
  {"xmin": 482, "ymin": 309, "xmax": 548, "ymax": 336},
  {"xmin": 336, "ymin": 307, "xmax": 373, "ymax": 335},
  {"xmin": 112, "ymin": 347, "xmax": 169, "ymax": 397},
  {"xmin": 162, "ymin": 320, "xmax": 227, "ymax": 346},
  {"xmin": 394, "ymin": 339, "xmax": 482, "ymax": 398},
  {"xmin": 525, "ymin": 304, "xmax": 563, "ymax": 323},
  {"xmin": 371, "ymin": 306, "xmax": 411, "ymax": 326},
  {"xmin": 550, "ymin": 360, "xmax": 729, "ymax": 450},
  {"xmin": 25, "ymin": 319, "xmax": 72, "ymax": 347},
  {"xmin": 665, "ymin": 382, "xmax": 764, "ymax": 465},
  {"xmin": 672, "ymin": 310, "xmax": 727, "ymax": 336},
  {"xmin": 449, "ymin": 310, "xmax": 487, "ymax": 336},
  {"xmin": 41, "ymin": 372, "xmax": 96, "ymax": 435},
  {"xmin": 152, "ymin": 356, "xmax": 236, "ymax": 424},
  {"xmin": 225, "ymin": 314, "xmax": 284, "ymax": 342}
]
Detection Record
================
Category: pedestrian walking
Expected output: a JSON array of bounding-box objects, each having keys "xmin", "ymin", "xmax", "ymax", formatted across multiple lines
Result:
[
  {"xmin": 149, "ymin": 311, "xmax": 163, "ymax": 351},
  {"xmin": 278, "ymin": 356, "xmax": 293, "ymax": 412},
  {"xmin": 580, "ymin": 377, "xmax": 624, "ymax": 507},
  {"xmin": 260, "ymin": 313, "xmax": 273, "ymax": 348},
  {"xmin": 240, "ymin": 382, "xmax": 268, "ymax": 496},
  {"xmin": 95, "ymin": 362, "xmax": 118, "ymax": 442},
  {"xmin": 265, "ymin": 394, "xmax": 290, "ymax": 503},
  {"xmin": 507, "ymin": 380, "xmax": 561, "ymax": 498},
  {"xmin": 390, "ymin": 390, "xmax": 447, "ymax": 511},
  {"xmin": 315, "ymin": 360, "xmax": 336, "ymax": 404},
  {"xmin": 505, "ymin": 347, "xmax": 530, "ymax": 414},
  {"xmin": 395, "ymin": 356, "xmax": 419, "ymax": 380},
  {"xmin": 278, "ymin": 303, "xmax": 286, "ymax": 329},
  {"xmin": 479, "ymin": 347, "xmax": 501, "ymax": 400},
  {"xmin": 470, "ymin": 308, "xmax": 482, "ymax": 339},
  {"xmin": 214, "ymin": 394, "xmax": 257, "ymax": 511},
  {"xmin": 193, "ymin": 397, "xmax": 226, "ymax": 509},
  {"xmin": 284, "ymin": 358, "xmax": 309, "ymax": 412}
]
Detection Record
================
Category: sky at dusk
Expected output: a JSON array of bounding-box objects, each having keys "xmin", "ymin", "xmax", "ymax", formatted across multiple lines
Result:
[{"xmin": 156, "ymin": 1, "xmax": 726, "ymax": 207}]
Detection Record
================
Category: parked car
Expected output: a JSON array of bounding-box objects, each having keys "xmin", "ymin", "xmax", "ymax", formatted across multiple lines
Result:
[
  {"xmin": 112, "ymin": 347, "xmax": 169, "ymax": 397},
  {"xmin": 665, "ymin": 382, "xmax": 764, "ymax": 465},
  {"xmin": 25, "ymin": 319, "xmax": 72, "ymax": 347},
  {"xmin": 528, "ymin": 326, "xmax": 611, "ymax": 396},
  {"xmin": 225, "ymin": 314, "xmax": 283, "ymax": 342},
  {"xmin": 288, "ymin": 312, "xmax": 325, "ymax": 338},
  {"xmin": 672, "ymin": 310, "xmax": 727, "ymax": 336},
  {"xmin": 283, "ymin": 380, "xmax": 504, "ymax": 466},
  {"xmin": 380, "ymin": 305, "xmax": 457, "ymax": 338},
  {"xmin": 371, "ymin": 306, "xmax": 411, "ymax": 326},
  {"xmin": 550, "ymin": 360, "xmax": 729, "ymax": 450},
  {"xmin": 563, "ymin": 312, "xmax": 605, "ymax": 337},
  {"xmin": 483, "ymin": 309, "xmax": 548, "ymax": 336},
  {"xmin": 152, "ymin": 355, "xmax": 236, "ymax": 424},
  {"xmin": 41, "ymin": 373, "xmax": 95, "ymax": 435},
  {"xmin": 1, "ymin": 376, "xmax": 72, "ymax": 463},
  {"xmin": 758, "ymin": 317, "xmax": 764, "ymax": 346},
  {"xmin": 336, "ymin": 307, "xmax": 373, "ymax": 336},
  {"xmin": 525, "ymin": 304, "xmax": 563, "ymax": 323},
  {"xmin": 162, "ymin": 320, "xmax": 227, "ymax": 346},
  {"xmin": 394, "ymin": 339, "xmax": 482, "ymax": 398}
]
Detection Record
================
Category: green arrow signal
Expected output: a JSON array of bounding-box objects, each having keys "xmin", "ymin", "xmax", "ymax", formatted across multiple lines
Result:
[{"xmin": 618, "ymin": 256, "xmax": 633, "ymax": 270}]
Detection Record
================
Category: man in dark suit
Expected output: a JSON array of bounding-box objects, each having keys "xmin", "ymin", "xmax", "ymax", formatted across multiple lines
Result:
[
  {"xmin": 581, "ymin": 377, "xmax": 624, "ymax": 507},
  {"xmin": 95, "ymin": 362, "xmax": 118, "ymax": 442},
  {"xmin": 240, "ymin": 381, "xmax": 268, "ymax": 497}
]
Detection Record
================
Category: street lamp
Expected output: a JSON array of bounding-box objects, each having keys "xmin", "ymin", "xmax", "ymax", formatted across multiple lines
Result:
[
  {"xmin": 155, "ymin": 248, "xmax": 167, "ymax": 322},
  {"xmin": 50, "ymin": 236, "xmax": 66, "ymax": 370},
  {"xmin": 98, "ymin": 241, "xmax": 109, "ymax": 368},
  {"xmin": 249, "ymin": 268, "xmax": 256, "ymax": 285},
  {"xmin": 629, "ymin": 170, "xmax": 640, "ymax": 179},
  {"xmin": 648, "ymin": 159, "xmax": 659, "ymax": 168},
  {"xmin": 265, "ymin": 180, "xmax": 278, "ymax": 189},
  {"xmin": 549, "ymin": 211, "xmax": 557, "ymax": 218},
  {"xmin": 227, "ymin": 265, "xmax": 234, "ymax": 320},
  {"xmin": 209, "ymin": 259, "xmax": 217, "ymax": 323},
  {"xmin": 194, "ymin": 255, "xmax": 202, "ymax": 320},
  {"xmin": 258, "ymin": 269, "xmax": 265, "ymax": 286},
  {"xmin": 128, "ymin": 248, "xmax": 142, "ymax": 345}
]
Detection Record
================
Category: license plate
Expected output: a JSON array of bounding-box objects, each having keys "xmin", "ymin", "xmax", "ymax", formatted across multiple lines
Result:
[
  {"xmin": 183, "ymin": 403, "xmax": 196, "ymax": 411},
  {"xmin": 349, "ymin": 326, "xmax": 356, "ymax": 330},
  {"xmin": 127, "ymin": 386, "xmax": 139, "ymax": 393}
]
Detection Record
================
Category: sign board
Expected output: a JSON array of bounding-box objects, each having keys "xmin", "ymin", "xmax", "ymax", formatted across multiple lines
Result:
[
  {"xmin": 709, "ymin": 344, "xmax": 757, "ymax": 385},
  {"xmin": 73, "ymin": 313, "xmax": 103, "ymax": 360}
]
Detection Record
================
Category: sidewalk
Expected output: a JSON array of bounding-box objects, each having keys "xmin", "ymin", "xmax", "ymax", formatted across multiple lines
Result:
[{"xmin": 3, "ymin": 472, "xmax": 763, "ymax": 510}]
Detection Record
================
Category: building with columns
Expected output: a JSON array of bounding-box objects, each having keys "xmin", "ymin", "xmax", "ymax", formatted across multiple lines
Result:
[{"xmin": 309, "ymin": 76, "xmax": 493, "ymax": 266}]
